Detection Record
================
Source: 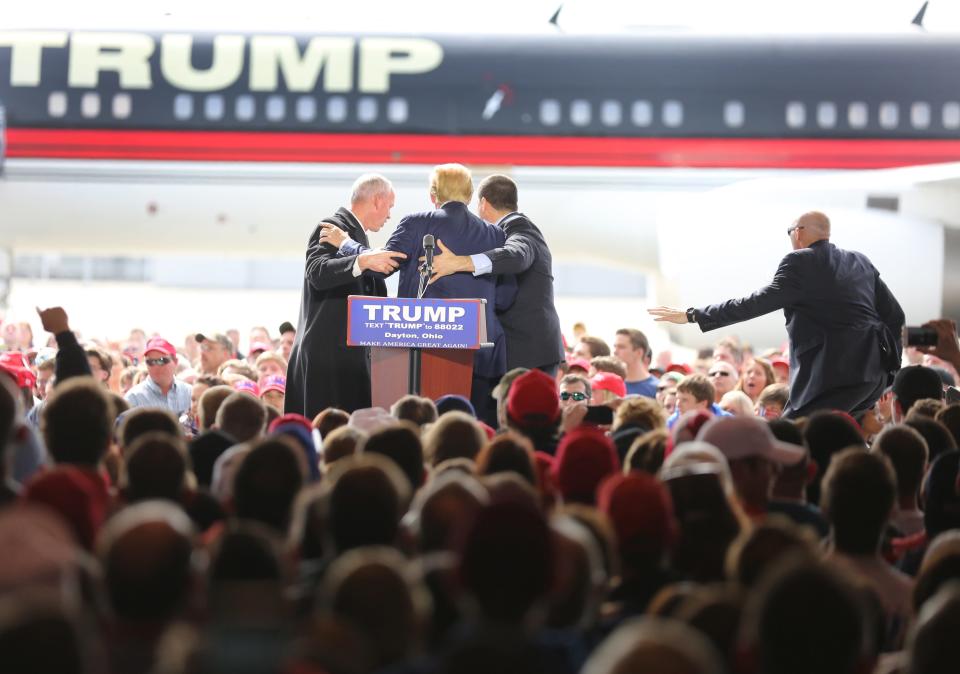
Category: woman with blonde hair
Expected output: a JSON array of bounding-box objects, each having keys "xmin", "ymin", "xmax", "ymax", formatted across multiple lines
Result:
[{"xmin": 737, "ymin": 358, "xmax": 776, "ymax": 403}]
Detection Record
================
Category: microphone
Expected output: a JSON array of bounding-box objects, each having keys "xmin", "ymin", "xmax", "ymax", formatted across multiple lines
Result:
[{"xmin": 423, "ymin": 234, "xmax": 435, "ymax": 270}]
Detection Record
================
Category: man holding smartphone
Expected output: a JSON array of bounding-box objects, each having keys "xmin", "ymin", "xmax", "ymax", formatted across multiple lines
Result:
[{"xmin": 650, "ymin": 211, "xmax": 905, "ymax": 419}]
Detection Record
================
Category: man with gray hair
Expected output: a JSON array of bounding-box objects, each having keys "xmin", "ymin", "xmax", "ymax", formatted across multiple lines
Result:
[
  {"xmin": 286, "ymin": 174, "xmax": 407, "ymax": 418},
  {"xmin": 650, "ymin": 211, "xmax": 905, "ymax": 419}
]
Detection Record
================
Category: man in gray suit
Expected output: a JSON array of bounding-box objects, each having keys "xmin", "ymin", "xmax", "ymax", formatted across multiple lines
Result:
[
  {"xmin": 426, "ymin": 174, "xmax": 565, "ymax": 376},
  {"xmin": 650, "ymin": 211, "xmax": 904, "ymax": 419}
]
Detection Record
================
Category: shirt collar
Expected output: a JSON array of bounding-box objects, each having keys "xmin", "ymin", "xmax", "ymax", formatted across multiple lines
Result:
[
  {"xmin": 495, "ymin": 211, "xmax": 519, "ymax": 226},
  {"xmin": 345, "ymin": 208, "xmax": 367, "ymax": 232},
  {"xmin": 147, "ymin": 377, "xmax": 180, "ymax": 394}
]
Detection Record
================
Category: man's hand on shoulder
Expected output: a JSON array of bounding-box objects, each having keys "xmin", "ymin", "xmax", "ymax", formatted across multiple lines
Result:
[
  {"xmin": 358, "ymin": 249, "xmax": 407, "ymax": 274},
  {"xmin": 36, "ymin": 306, "xmax": 70, "ymax": 334},
  {"xmin": 318, "ymin": 223, "xmax": 348, "ymax": 248},
  {"xmin": 648, "ymin": 306, "xmax": 691, "ymax": 325},
  {"xmin": 420, "ymin": 239, "xmax": 473, "ymax": 283}
]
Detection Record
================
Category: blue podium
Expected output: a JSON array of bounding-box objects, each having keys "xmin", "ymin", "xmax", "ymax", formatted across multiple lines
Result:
[{"xmin": 347, "ymin": 296, "xmax": 489, "ymax": 409}]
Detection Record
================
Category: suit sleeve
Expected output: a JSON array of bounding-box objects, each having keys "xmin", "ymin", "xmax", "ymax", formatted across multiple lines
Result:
[
  {"xmin": 482, "ymin": 226, "xmax": 537, "ymax": 276},
  {"xmin": 361, "ymin": 217, "xmax": 414, "ymax": 280},
  {"xmin": 54, "ymin": 329, "xmax": 92, "ymax": 383},
  {"xmin": 339, "ymin": 239, "xmax": 366, "ymax": 257},
  {"xmin": 494, "ymin": 274, "xmax": 518, "ymax": 313},
  {"xmin": 304, "ymin": 227, "xmax": 361, "ymax": 292},
  {"xmin": 696, "ymin": 253, "xmax": 805, "ymax": 332},
  {"xmin": 874, "ymin": 270, "xmax": 905, "ymax": 355}
]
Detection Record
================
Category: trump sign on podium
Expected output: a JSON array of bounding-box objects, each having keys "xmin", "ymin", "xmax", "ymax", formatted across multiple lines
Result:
[{"xmin": 346, "ymin": 296, "xmax": 486, "ymax": 350}]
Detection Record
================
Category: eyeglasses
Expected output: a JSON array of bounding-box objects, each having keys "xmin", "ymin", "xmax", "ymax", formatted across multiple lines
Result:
[
  {"xmin": 708, "ymin": 371, "xmax": 731, "ymax": 378},
  {"xmin": 786, "ymin": 224, "xmax": 805, "ymax": 236},
  {"xmin": 560, "ymin": 391, "xmax": 588, "ymax": 402},
  {"xmin": 145, "ymin": 357, "xmax": 172, "ymax": 367}
]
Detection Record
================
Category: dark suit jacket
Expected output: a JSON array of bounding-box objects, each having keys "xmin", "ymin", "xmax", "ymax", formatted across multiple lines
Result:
[
  {"xmin": 375, "ymin": 201, "xmax": 517, "ymax": 379},
  {"xmin": 285, "ymin": 208, "xmax": 386, "ymax": 419},
  {"xmin": 482, "ymin": 213, "xmax": 565, "ymax": 370},
  {"xmin": 696, "ymin": 240, "xmax": 904, "ymax": 414}
]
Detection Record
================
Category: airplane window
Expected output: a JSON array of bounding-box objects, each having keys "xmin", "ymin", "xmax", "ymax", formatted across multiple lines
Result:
[
  {"xmin": 205, "ymin": 95, "xmax": 226, "ymax": 121},
  {"xmin": 631, "ymin": 101, "xmax": 652, "ymax": 127},
  {"xmin": 112, "ymin": 94, "xmax": 132, "ymax": 119},
  {"xmin": 387, "ymin": 98, "xmax": 408, "ymax": 124},
  {"xmin": 173, "ymin": 94, "xmax": 193, "ymax": 120},
  {"xmin": 570, "ymin": 100, "xmax": 591, "ymax": 126},
  {"xmin": 724, "ymin": 100, "xmax": 744, "ymax": 128},
  {"xmin": 48, "ymin": 92, "xmax": 67, "ymax": 118},
  {"xmin": 235, "ymin": 95, "xmax": 255, "ymax": 122},
  {"xmin": 266, "ymin": 96, "xmax": 286, "ymax": 122},
  {"xmin": 327, "ymin": 97, "xmax": 347, "ymax": 123},
  {"xmin": 785, "ymin": 102, "xmax": 805, "ymax": 128},
  {"xmin": 296, "ymin": 97, "xmax": 317, "ymax": 122},
  {"xmin": 943, "ymin": 102, "xmax": 960, "ymax": 130},
  {"xmin": 600, "ymin": 101, "xmax": 622, "ymax": 126},
  {"xmin": 540, "ymin": 99, "xmax": 561, "ymax": 126},
  {"xmin": 816, "ymin": 102, "xmax": 837, "ymax": 128},
  {"xmin": 878, "ymin": 102, "xmax": 898, "ymax": 129},
  {"xmin": 81, "ymin": 93, "xmax": 100, "ymax": 119},
  {"xmin": 662, "ymin": 100, "xmax": 683, "ymax": 127},
  {"xmin": 357, "ymin": 97, "xmax": 378, "ymax": 123},
  {"xmin": 910, "ymin": 102, "xmax": 930, "ymax": 129},
  {"xmin": 847, "ymin": 102, "xmax": 868, "ymax": 129}
]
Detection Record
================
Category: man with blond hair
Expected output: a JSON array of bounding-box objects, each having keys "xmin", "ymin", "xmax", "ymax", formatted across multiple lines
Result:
[
  {"xmin": 415, "ymin": 173, "xmax": 565, "ymax": 375},
  {"xmin": 287, "ymin": 174, "xmax": 407, "ymax": 419},
  {"xmin": 651, "ymin": 211, "xmax": 904, "ymax": 419},
  {"xmin": 328, "ymin": 164, "xmax": 515, "ymax": 425}
]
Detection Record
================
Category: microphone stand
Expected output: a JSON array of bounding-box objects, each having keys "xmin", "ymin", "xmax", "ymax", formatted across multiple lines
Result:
[
  {"xmin": 418, "ymin": 248, "xmax": 434, "ymax": 299},
  {"xmin": 412, "ymin": 238, "xmax": 435, "ymax": 393}
]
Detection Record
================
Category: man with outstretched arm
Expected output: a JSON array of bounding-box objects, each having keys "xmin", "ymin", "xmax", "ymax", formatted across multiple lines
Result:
[{"xmin": 649, "ymin": 211, "xmax": 905, "ymax": 419}]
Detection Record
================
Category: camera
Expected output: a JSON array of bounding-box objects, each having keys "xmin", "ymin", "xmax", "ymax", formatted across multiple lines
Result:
[{"xmin": 905, "ymin": 326, "xmax": 938, "ymax": 347}]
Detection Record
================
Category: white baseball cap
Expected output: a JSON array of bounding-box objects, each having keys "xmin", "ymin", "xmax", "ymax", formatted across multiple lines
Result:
[{"xmin": 699, "ymin": 416, "xmax": 804, "ymax": 465}]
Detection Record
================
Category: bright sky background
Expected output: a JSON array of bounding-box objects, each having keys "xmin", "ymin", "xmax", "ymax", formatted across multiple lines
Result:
[{"xmin": 5, "ymin": 0, "xmax": 960, "ymax": 34}]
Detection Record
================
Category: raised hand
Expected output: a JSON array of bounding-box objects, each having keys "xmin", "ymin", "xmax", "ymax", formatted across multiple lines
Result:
[
  {"xmin": 917, "ymin": 319, "xmax": 960, "ymax": 370},
  {"xmin": 36, "ymin": 306, "xmax": 70, "ymax": 334}
]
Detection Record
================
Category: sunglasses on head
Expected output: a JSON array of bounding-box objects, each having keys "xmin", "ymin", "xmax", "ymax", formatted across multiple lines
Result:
[
  {"xmin": 560, "ymin": 391, "xmax": 588, "ymax": 401},
  {"xmin": 145, "ymin": 357, "xmax": 172, "ymax": 367}
]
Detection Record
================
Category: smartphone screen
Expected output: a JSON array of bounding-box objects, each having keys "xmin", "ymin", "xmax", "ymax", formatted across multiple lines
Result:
[{"xmin": 584, "ymin": 405, "xmax": 614, "ymax": 425}]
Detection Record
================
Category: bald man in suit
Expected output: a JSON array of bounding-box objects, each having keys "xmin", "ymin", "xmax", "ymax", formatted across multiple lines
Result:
[{"xmin": 650, "ymin": 211, "xmax": 904, "ymax": 419}]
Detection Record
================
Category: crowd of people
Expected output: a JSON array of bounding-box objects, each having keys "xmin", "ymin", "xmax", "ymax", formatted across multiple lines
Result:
[{"xmin": 2, "ymin": 301, "xmax": 960, "ymax": 674}]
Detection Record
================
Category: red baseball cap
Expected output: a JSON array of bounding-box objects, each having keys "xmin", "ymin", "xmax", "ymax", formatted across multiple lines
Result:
[
  {"xmin": 143, "ymin": 337, "xmax": 177, "ymax": 360},
  {"xmin": 566, "ymin": 356, "xmax": 591, "ymax": 373},
  {"xmin": 665, "ymin": 363, "xmax": 693, "ymax": 375},
  {"xmin": 591, "ymin": 371, "xmax": 626, "ymax": 398},
  {"xmin": 249, "ymin": 341, "xmax": 272, "ymax": 355},
  {"xmin": 507, "ymin": 369, "xmax": 560, "ymax": 424},
  {"xmin": 597, "ymin": 472, "xmax": 678, "ymax": 554},
  {"xmin": 269, "ymin": 413, "xmax": 312, "ymax": 434},
  {"xmin": 551, "ymin": 426, "xmax": 619, "ymax": 504},
  {"xmin": 769, "ymin": 356, "xmax": 789, "ymax": 370},
  {"xmin": 0, "ymin": 351, "xmax": 36, "ymax": 390},
  {"xmin": 259, "ymin": 375, "xmax": 286, "ymax": 396},
  {"xmin": 233, "ymin": 379, "xmax": 260, "ymax": 397}
]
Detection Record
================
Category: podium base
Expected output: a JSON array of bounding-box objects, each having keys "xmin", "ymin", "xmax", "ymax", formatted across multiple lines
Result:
[{"xmin": 370, "ymin": 347, "xmax": 474, "ymax": 409}]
